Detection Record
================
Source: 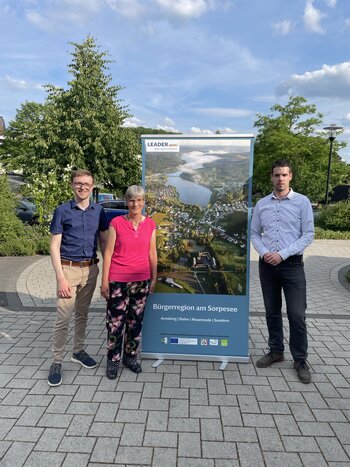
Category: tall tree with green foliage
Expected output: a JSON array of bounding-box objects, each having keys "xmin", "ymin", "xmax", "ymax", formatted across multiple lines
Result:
[
  {"xmin": 253, "ymin": 96, "xmax": 349, "ymax": 203},
  {"xmin": 0, "ymin": 36, "xmax": 140, "ymax": 193},
  {"xmin": 0, "ymin": 101, "xmax": 52, "ymax": 174}
]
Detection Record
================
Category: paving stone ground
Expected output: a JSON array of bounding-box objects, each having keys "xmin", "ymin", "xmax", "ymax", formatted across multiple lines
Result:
[{"xmin": 0, "ymin": 239, "xmax": 349, "ymax": 466}]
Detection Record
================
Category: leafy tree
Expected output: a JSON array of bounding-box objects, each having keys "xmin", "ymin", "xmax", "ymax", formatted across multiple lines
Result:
[
  {"xmin": 23, "ymin": 167, "xmax": 72, "ymax": 230},
  {"xmin": 0, "ymin": 101, "xmax": 52, "ymax": 174},
  {"xmin": 0, "ymin": 36, "xmax": 140, "ymax": 193},
  {"xmin": 253, "ymin": 96, "xmax": 349, "ymax": 202}
]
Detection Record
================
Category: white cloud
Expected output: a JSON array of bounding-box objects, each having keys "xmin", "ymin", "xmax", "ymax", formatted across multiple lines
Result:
[
  {"xmin": 123, "ymin": 116, "xmax": 144, "ymax": 127},
  {"xmin": 20, "ymin": 0, "xmax": 225, "ymax": 30},
  {"xmin": 154, "ymin": 116, "xmax": 180, "ymax": 132},
  {"xmin": 25, "ymin": 10, "xmax": 50, "ymax": 31},
  {"xmin": 195, "ymin": 108, "xmax": 253, "ymax": 118},
  {"xmin": 63, "ymin": 0, "xmax": 100, "ymax": 11},
  {"xmin": 106, "ymin": 0, "xmax": 145, "ymax": 19},
  {"xmin": 154, "ymin": 0, "xmax": 215, "ymax": 19},
  {"xmin": 277, "ymin": 62, "xmax": 350, "ymax": 98},
  {"xmin": 191, "ymin": 127, "xmax": 215, "ymax": 134},
  {"xmin": 25, "ymin": 0, "xmax": 101, "ymax": 31},
  {"xmin": 156, "ymin": 123, "xmax": 181, "ymax": 133},
  {"xmin": 105, "ymin": 0, "xmax": 220, "ymax": 24},
  {"xmin": 164, "ymin": 116, "xmax": 176, "ymax": 126},
  {"xmin": 2, "ymin": 75, "xmax": 44, "ymax": 93},
  {"xmin": 344, "ymin": 113, "xmax": 350, "ymax": 121},
  {"xmin": 272, "ymin": 19, "xmax": 294, "ymax": 35},
  {"xmin": 4, "ymin": 76, "xmax": 28, "ymax": 89},
  {"xmin": 304, "ymin": 0, "xmax": 326, "ymax": 33},
  {"xmin": 325, "ymin": 0, "xmax": 336, "ymax": 7}
]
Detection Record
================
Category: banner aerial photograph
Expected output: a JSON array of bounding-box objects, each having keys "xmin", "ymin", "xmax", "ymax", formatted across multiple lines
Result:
[{"xmin": 145, "ymin": 137, "xmax": 252, "ymax": 296}]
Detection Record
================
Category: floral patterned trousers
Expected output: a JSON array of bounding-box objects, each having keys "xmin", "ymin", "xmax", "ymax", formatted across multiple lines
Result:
[{"xmin": 106, "ymin": 280, "xmax": 149, "ymax": 362}]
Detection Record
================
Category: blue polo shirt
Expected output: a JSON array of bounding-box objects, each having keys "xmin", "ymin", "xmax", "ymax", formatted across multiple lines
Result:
[{"xmin": 50, "ymin": 200, "xmax": 109, "ymax": 261}]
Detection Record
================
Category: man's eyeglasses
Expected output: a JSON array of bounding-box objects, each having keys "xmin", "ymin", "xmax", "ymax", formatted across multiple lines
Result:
[{"xmin": 73, "ymin": 182, "xmax": 93, "ymax": 189}]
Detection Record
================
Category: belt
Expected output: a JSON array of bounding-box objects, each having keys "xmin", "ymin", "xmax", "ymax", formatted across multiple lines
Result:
[
  {"xmin": 61, "ymin": 258, "xmax": 99, "ymax": 267},
  {"xmin": 285, "ymin": 254, "xmax": 303, "ymax": 263},
  {"xmin": 259, "ymin": 254, "xmax": 303, "ymax": 264}
]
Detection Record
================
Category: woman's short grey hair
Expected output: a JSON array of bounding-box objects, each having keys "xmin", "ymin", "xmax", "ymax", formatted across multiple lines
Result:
[{"xmin": 125, "ymin": 185, "xmax": 145, "ymax": 200}]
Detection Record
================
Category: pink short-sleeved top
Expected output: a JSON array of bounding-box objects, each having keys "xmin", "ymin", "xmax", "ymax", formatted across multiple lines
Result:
[{"xmin": 108, "ymin": 216, "xmax": 156, "ymax": 282}]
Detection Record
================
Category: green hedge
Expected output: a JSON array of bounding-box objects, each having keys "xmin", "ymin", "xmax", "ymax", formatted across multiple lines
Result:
[
  {"xmin": 315, "ymin": 226, "xmax": 350, "ymax": 240},
  {"xmin": 315, "ymin": 201, "xmax": 350, "ymax": 232},
  {"xmin": 0, "ymin": 175, "xmax": 50, "ymax": 256}
]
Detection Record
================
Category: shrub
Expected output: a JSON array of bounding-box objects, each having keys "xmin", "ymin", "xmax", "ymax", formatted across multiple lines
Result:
[
  {"xmin": 0, "ymin": 175, "xmax": 51, "ymax": 256},
  {"xmin": 0, "ymin": 237, "xmax": 37, "ymax": 256},
  {"xmin": 0, "ymin": 175, "xmax": 33, "ymax": 255},
  {"xmin": 315, "ymin": 201, "xmax": 350, "ymax": 232},
  {"xmin": 27, "ymin": 225, "xmax": 51, "ymax": 255},
  {"xmin": 314, "ymin": 227, "xmax": 350, "ymax": 240}
]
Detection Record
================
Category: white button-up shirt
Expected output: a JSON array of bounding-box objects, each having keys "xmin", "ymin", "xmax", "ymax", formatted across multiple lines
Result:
[{"xmin": 251, "ymin": 189, "xmax": 314, "ymax": 260}]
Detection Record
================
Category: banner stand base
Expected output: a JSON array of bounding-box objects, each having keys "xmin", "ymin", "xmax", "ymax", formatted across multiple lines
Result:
[
  {"xmin": 152, "ymin": 359, "xmax": 164, "ymax": 368},
  {"xmin": 142, "ymin": 352, "xmax": 250, "ymax": 367},
  {"xmin": 151, "ymin": 357, "xmax": 229, "ymax": 370}
]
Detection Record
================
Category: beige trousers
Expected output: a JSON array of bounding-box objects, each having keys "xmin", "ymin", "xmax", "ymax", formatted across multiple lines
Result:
[{"xmin": 52, "ymin": 264, "xmax": 99, "ymax": 363}]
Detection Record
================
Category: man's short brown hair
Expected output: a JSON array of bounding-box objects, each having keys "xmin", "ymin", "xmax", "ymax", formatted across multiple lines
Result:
[
  {"xmin": 71, "ymin": 169, "xmax": 94, "ymax": 183},
  {"xmin": 271, "ymin": 159, "xmax": 292, "ymax": 174}
]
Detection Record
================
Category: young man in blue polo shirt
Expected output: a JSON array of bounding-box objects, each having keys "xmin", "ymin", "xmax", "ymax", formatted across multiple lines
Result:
[
  {"xmin": 48, "ymin": 169, "xmax": 108, "ymax": 386},
  {"xmin": 251, "ymin": 160, "xmax": 314, "ymax": 383}
]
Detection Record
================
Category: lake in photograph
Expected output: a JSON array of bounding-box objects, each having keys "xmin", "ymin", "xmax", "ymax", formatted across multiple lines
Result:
[{"xmin": 166, "ymin": 171, "xmax": 212, "ymax": 208}]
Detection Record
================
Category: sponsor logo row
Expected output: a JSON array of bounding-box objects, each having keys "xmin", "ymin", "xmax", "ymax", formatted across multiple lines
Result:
[{"xmin": 161, "ymin": 337, "xmax": 229, "ymax": 347}]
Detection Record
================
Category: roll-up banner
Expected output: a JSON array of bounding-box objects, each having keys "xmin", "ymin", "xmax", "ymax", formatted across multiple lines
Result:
[{"xmin": 141, "ymin": 134, "xmax": 254, "ymax": 363}]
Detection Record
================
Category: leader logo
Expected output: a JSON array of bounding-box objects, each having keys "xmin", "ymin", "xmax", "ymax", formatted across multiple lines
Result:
[{"xmin": 145, "ymin": 140, "xmax": 179, "ymax": 152}]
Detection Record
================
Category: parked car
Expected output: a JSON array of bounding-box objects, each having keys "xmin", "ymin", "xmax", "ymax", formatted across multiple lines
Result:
[
  {"xmin": 97, "ymin": 193, "xmax": 115, "ymax": 202},
  {"xmin": 15, "ymin": 199, "xmax": 38, "ymax": 224},
  {"xmin": 99, "ymin": 199, "xmax": 128, "ymax": 224}
]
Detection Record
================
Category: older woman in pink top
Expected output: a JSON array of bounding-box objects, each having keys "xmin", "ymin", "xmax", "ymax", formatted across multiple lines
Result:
[{"xmin": 100, "ymin": 185, "xmax": 157, "ymax": 379}]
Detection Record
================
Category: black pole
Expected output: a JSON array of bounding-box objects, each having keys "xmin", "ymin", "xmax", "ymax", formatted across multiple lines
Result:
[{"xmin": 325, "ymin": 136, "xmax": 335, "ymax": 207}]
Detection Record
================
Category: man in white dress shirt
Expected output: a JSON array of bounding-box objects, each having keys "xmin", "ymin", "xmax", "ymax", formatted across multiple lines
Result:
[{"xmin": 251, "ymin": 159, "xmax": 314, "ymax": 383}]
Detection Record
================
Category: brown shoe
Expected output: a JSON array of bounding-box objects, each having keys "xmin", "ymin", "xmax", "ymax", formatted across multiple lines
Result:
[
  {"xmin": 256, "ymin": 350, "xmax": 284, "ymax": 368},
  {"xmin": 294, "ymin": 361, "xmax": 311, "ymax": 384}
]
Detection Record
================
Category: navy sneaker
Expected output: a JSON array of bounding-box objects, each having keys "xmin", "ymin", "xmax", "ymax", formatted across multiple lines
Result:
[
  {"xmin": 47, "ymin": 363, "xmax": 62, "ymax": 387},
  {"xmin": 71, "ymin": 350, "xmax": 97, "ymax": 369}
]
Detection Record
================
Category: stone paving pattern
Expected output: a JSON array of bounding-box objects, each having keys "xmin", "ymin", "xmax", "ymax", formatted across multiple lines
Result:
[{"xmin": 0, "ymin": 239, "xmax": 350, "ymax": 466}]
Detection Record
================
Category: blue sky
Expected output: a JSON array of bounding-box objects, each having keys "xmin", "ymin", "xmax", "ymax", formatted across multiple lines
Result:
[{"xmin": 1, "ymin": 0, "xmax": 350, "ymax": 161}]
